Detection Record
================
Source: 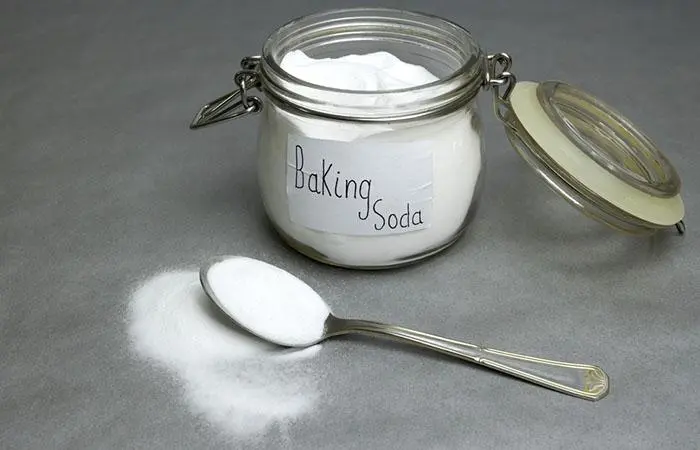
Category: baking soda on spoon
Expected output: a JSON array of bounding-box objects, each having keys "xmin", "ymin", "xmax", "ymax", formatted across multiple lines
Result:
[{"xmin": 203, "ymin": 256, "xmax": 330, "ymax": 347}]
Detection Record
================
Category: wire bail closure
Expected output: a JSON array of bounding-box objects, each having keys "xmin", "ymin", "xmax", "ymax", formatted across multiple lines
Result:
[
  {"xmin": 486, "ymin": 53, "xmax": 517, "ymax": 123},
  {"xmin": 190, "ymin": 56, "xmax": 263, "ymax": 129}
]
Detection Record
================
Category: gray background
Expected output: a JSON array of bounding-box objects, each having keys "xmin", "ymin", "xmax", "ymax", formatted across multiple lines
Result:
[{"xmin": 2, "ymin": 0, "xmax": 699, "ymax": 448}]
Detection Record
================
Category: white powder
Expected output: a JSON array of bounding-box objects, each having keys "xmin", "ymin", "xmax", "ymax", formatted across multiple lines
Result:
[
  {"xmin": 257, "ymin": 50, "xmax": 482, "ymax": 267},
  {"xmin": 127, "ymin": 270, "xmax": 321, "ymax": 439},
  {"xmin": 205, "ymin": 256, "xmax": 330, "ymax": 347},
  {"xmin": 281, "ymin": 50, "xmax": 439, "ymax": 94}
]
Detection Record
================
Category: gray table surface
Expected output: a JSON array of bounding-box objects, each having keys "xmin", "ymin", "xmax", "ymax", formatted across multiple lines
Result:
[{"xmin": 2, "ymin": 0, "xmax": 699, "ymax": 448}]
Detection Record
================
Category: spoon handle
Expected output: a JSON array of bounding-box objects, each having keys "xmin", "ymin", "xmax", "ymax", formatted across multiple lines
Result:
[{"xmin": 332, "ymin": 318, "xmax": 609, "ymax": 401}]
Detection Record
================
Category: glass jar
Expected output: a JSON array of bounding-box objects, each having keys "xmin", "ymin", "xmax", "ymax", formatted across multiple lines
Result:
[
  {"xmin": 192, "ymin": 8, "xmax": 685, "ymax": 269},
  {"xmin": 195, "ymin": 8, "xmax": 487, "ymax": 269}
]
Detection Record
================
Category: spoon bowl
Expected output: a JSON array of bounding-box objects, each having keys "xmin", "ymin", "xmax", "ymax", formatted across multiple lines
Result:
[{"xmin": 201, "ymin": 256, "xmax": 609, "ymax": 401}]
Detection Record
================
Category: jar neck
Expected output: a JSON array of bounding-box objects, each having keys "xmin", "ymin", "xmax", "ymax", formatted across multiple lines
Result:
[{"xmin": 259, "ymin": 8, "xmax": 486, "ymax": 122}]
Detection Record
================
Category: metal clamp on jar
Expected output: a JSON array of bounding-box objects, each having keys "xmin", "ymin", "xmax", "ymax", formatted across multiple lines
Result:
[{"xmin": 191, "ymin": 8, "xmax": 685, "ymax": 269}]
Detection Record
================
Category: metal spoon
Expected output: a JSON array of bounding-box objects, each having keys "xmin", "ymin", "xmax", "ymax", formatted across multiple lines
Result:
[{"xmin": 201, "ymin": 256, "xmax": 609, "ymax": 401}]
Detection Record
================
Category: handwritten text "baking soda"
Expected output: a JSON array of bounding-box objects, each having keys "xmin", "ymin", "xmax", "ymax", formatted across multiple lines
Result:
[{"xmin": 292, "ymin": 145, "xmax": 424, "ymax": 232}]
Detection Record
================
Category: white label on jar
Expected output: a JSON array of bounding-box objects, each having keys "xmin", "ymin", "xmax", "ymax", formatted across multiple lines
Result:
[{"xmin": 286, "ymin": 134, "xmax": 433, "ymax": 236}]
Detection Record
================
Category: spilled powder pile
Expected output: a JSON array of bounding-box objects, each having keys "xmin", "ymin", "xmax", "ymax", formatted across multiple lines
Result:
[{"xmin": 127, "ymin": 270, "xmax": 320, "ymax": 438}]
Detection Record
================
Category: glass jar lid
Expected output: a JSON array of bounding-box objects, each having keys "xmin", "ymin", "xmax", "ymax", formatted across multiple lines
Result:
[{"xmin": 499, "ymin": 78, "xmax": 685, "ymax": 234}]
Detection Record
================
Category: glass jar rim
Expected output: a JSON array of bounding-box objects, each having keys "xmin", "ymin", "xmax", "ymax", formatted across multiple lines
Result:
[{"xmin": 258, "ymin": 7, "xmax": 486, "ymax": 121}]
